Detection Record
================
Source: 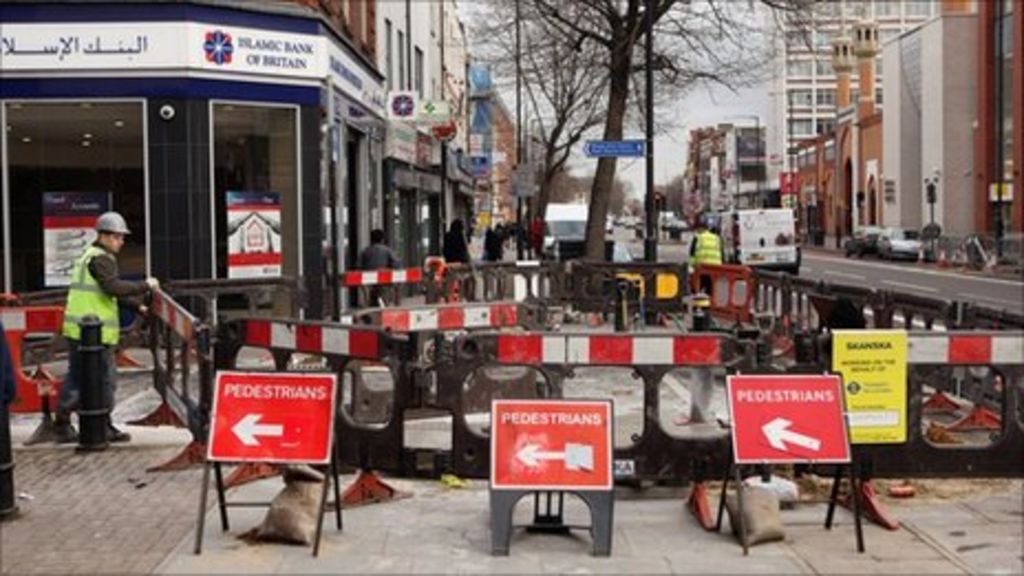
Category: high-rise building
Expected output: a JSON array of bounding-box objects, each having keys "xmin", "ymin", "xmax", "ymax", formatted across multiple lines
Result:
[{"xmin": 767, "ymin": 0, "xmax": 937, "ymax": 179}]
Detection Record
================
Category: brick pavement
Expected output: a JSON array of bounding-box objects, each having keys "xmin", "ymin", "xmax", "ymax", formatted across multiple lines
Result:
[{"xmin": 0, "ymin": 442, "xmax": 206, "ymax": 575}]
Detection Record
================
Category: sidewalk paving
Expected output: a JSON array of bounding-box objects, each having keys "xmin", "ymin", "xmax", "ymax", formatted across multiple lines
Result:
[{"xmin": 4, "ymin": 411, "xmax": 1020, "ymax": 576}]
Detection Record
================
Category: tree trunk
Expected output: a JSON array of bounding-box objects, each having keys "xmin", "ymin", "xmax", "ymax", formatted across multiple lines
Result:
[{"xmin": 585, "ymin": 46, "xmax": 632, "ymax": 260}]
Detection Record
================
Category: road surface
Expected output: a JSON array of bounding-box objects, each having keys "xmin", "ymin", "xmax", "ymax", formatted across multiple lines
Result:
[{"xmin": 620, "ymin": 232, "xmax": 1024, "ymax": 315}]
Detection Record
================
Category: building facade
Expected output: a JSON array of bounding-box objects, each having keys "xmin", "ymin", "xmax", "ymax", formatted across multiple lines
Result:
[
  {"xmin": 767, "ymin": 0, "xmax": 936, "ymax": 182},
  {"xmin": 1, "ymin": 1, "xmax": 387, "ymax": 317},
  {"xmin": 686, "ymin": 124, "xmax": 766, "ymax": 214}
]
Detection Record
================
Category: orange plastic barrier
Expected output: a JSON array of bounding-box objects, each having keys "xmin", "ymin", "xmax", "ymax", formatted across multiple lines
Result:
[
  {"xmin": 1, "ymin": 307, "xmax": 66, "ymax": 413},
  {"xmin": 689, "ymin": 264, "xmax": 756, "ymax": 323}
]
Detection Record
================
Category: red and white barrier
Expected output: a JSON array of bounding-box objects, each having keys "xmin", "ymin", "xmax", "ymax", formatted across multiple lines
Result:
[
  {"xmin": 496, "ymin": 333, "xmax": 723, "ymax": 366},
  {"xmin": 1, "ymin": 306, "xmax": 65, "ymax": 412},
  {"xmin": 344, "ymin": 268, "xmax": 423, "ymax": 287},
  {"xmin": 380, "ymin": 303, "xmax": 518, "ymax": 332},
  {"xmin": 908, "ymin": 333, "xmax": 1024, "ymax": 365},
  {"xmin": 150, "ymin": 289, "xmax": 196, "ymax": 341},
  {"xmin": 243, "ymin": 319, "xmax": 382, "ymax": 359}
]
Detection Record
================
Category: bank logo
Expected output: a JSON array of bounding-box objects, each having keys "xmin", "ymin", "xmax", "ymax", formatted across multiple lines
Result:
[{"xmin": 203, "ymin": 30, "xmax": 234, "ymax": 65}]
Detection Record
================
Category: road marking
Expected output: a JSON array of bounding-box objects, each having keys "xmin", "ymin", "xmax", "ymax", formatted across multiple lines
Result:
[
  {"xmin": 827, "ymin": 271, "xmax": 865, "ymax": 281},
  {"xmin": 957, "ymin": 293, "xmax": 1024, "ymax": 308},
  {"xmin": 882, "ymin": 280, "xmax": 939, "ymax": 293},
  {"xmin": 803, "ymin": 252, "xmax": 1023, "ymax": 286}
]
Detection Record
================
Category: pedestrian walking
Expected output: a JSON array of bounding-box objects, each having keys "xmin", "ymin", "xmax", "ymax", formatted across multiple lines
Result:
[
  {"xmin": 54, "ymin": 212, "xmax": 159, "ymax": 444},
  {"xmin": 484, "ymin": 224, "xmax": 505, "ymax": 262},
  {"xmin": 358, "ymin": 229, "xmax": 402, "ymax": 307},
  {"xmin": 443, "ymin": 219, "xmax": 470, "ymax": 264}
]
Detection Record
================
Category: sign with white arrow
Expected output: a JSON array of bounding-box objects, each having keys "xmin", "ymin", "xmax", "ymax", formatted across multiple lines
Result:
[
  {"xmin": 232, "ymin": 414, "xmax": 284, "ymax": 447},
  {"xmin": 761, "ymin": 418, "xmax": 821, "ymax": 452},
  {"xmin": 516, "ymin": 443, "xmax": 594, "ymax": 471},
  {"xmin": 491, "ymin": 399, "xmax": 613, "ymax": 491},
  {"xmin": 727, "ymin": 374, "xmax": 850, "ymax": 464},
  {"xmin": 207, "ymin": 371, "xmax": 337, "ymax": 464}
]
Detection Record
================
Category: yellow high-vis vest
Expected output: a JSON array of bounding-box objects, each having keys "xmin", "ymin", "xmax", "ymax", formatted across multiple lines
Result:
[
  {"xmin": 690, "ymin": 230, "xmax": 723, "ymax": 267},
  {"xmin": 62, "ymin": 245, "xmax": 120, "ymax": 345}
]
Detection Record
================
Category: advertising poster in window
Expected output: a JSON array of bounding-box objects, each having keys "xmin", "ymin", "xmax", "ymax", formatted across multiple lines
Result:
[
  {"xmin": 42, "ymin": 192, "xmax": 111, "ymax": 287},
  {"xmin": 226, "ymin": 191, "xmax": 282, "ymax": 279}
]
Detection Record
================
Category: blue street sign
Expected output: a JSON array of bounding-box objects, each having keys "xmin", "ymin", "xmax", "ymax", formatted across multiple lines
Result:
[{"xmin": 584, "ymin": 139, "xmax": 646, "ymax": 158}]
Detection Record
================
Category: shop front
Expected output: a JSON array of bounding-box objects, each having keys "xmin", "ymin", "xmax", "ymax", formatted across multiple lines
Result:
[{"xmin": 0, "ymin": 3, "xmax": 385, "ymax": 318}]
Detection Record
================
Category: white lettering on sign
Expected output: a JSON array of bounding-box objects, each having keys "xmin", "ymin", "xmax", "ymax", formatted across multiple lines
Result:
[
  {"xmin": 223, "ymin": 383, "xmax": 328, "ymax": 401},
  {"xmin": 735, "ymin": 389, "xmax": 835, "ymax": 403},
  {"xmin": 500, "ymin": 412, "xmax": 604, "ymax": 426}
]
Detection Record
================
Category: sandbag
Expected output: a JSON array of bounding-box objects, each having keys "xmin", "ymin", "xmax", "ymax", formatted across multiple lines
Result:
[
  {"xmin": 248, "ymin": 465, "xmax": 325, "ymax": 546},
  {"xmin": 725, "ymin": 486, "xmax": 785, "ymax": 546}
]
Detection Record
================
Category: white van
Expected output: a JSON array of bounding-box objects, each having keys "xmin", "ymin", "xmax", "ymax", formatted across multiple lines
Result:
[
  {"xmin": 543, "ymin": 203, "xmax": 588, "ymax": 260},
  {"xmin": 719, "ymin": 208, "xmax": 801, "ymax": 274}
]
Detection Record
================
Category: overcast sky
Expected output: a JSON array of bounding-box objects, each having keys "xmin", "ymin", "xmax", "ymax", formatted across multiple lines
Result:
[
  {"xmin": 581, "ymin": 81, "xmax": 773, "ymax": 197},
  {"xmin": 460, "ymin": 1, "xmax": 774, "ymax": 200}
]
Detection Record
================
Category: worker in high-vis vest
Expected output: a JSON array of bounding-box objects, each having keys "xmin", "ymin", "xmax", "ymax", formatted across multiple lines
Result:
[
  {"xmin": 54, "ymin": 212, "xmax": 159, "ymax": 444},
  {"xmin": 688, "ymin": 214, "xmax": 724, "ymax": 295}
]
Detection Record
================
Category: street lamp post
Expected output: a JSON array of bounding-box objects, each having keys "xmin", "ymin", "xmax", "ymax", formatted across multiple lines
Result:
[{"xmin": 923, "ymin": 168, "xmax": 941, "ymax": 262}]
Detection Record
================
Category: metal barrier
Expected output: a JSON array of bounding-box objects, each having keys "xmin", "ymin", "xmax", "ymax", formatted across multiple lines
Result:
[
  {"xmin": 348, "ymin": 301, "xmax": 546, "ymax": 333},
  {"xmin": 343, "ymin": 267, "xmax": 424, "ymax": 307},
  {"xmin": 690, "ymin": 264, "xmax": 756, "ymax": 324},
  {"xmin": 424, "ymin": 261, "xmax": 565, "ymax": 305},
  {"xmin": 854, "ymin": 331, "xmax": 1024, "ymax": 478},
  {"xmin": 131, "ymin": 288, "xmax": 213, "ymax": 471},
  {"xmin": 435, "ymin": 331, "xmax": 742, "ymax": 481},
  {"xmin": 0, "ymin": 307, "xmax": 65, "ymax": 413},
  {"xmin": 165, "ymin": 277, "xmax": 305, "ymax": 322},
  {"xmin": 567, "ymin": 261, "xmax": 688, "ymax": 316},
  {"xmin": 215, "ymin": 317, "xmax": 409, "ymax": 475}
]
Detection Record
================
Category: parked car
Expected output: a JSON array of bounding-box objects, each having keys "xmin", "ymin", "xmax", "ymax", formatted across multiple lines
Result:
[
  {"xmin": 844, "ymin": 226, "xmax": 885, "ymax": 258},
  {"xmin": 878, "ymin": 227, "xmax": 922, "ymax": 261}
]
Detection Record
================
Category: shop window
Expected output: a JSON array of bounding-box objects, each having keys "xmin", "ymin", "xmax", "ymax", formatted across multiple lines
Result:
[
  {"xmin": 4, "ymin": 101, "xmax": 146, "ymax": 292},
  {"xmin": 211, "ymin": 103, "xmax": 298, "ymax": 289}
]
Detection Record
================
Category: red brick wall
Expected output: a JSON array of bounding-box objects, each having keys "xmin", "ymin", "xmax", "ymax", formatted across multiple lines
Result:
[{"xmin": 289, "ymin": 0, "xmax": 375, "ymax": 61}]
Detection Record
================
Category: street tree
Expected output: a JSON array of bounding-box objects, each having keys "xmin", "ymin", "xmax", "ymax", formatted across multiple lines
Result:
[
  {"xmin": 529, "ymin": 0, "xmax": 813, "ymax": 259},
  {"xmin": 472, "ymin": 0, "xmax": 608, "ymax": 222}
]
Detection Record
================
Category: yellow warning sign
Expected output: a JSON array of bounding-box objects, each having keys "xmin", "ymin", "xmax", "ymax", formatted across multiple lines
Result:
[{"xmin": 831, "ymin": 330, "xmax": 908, "ymax": 444}]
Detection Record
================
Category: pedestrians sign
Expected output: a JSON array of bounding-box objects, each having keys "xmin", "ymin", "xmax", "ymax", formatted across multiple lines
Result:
[
  {"xmin": 726, "ymin": 374, "xmax": 850, "ymax": 464},
  {"xmin": 207, "ymin": 371, "xmax": 337, "ymax": 464},
  {"xmin": 490, "ymin": 399, "xmax": 613, "ymax": 491},
  {"xmin": 832, "ymin": 330, "xmax": 908, "ymax": 444},
  {"xmin": 583, "ymin": 139, "xmax": 645, "ymax": 158}
]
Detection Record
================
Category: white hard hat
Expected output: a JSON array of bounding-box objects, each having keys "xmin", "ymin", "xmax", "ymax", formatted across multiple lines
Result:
[{"xmin": 95, "ymin": 211, "xmax": 131, "ymax": 235}]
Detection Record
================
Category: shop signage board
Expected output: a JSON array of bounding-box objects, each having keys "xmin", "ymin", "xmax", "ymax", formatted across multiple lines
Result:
[
  {"xmin": 832, "ymin": 330, "xmax": 908, "ymax": 444},
  {"xmin": 490, "ymin": 399, "xmax": 613, "ymax": 491},
  {"xmin": 41, "ymin": 192, "xmax": 110, "ymax": 287},
  {"xmin": 226, "ymin": 191, "xmax": 282, "ymax": 279},
  {"xmin": 207, "ymin": 371, "xmax": 337, "ymax": 463},
  {"xmin": 417, "ymin": 100, "xmax": 451, "ymax": 124},
  {"xmin": 385, "ymin": 121, "xmax": 418, "ymax": 164},
  {"xmin": 1, "ymin": 22, "xmax": 388, "ymax": 119},
  {"xmin": 726, "ymin": 374, "xmax": 851, "ymax": 464}
]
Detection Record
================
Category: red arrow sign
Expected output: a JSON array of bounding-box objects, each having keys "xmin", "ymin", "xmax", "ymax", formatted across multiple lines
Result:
[
  {"xmin": 207, "ymin": 371, "xmax": 337, "ymax": 464},
  {"xmin": 491, "ymin": 399, "xmax": 613, "ymax": 491},
  {"xmin": 727, "ymin": 374, "xmax": 850, "ymax": 464}
]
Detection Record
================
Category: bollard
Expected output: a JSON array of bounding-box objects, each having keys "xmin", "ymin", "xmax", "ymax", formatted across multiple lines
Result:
[
  {"xmin": 0, "ymin": 398, "xmax": 15, "ymax": 519},
  {"xmin": 614, "ymin": 280, "xmax": 632, "ymax": 332},
  {"xmin": 794, "ymin": 331, "xmax": 816, "ymax": 365},
  {"xmin": 76, "ymin": 316, "xmax": 109, "ymax": 452}
]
